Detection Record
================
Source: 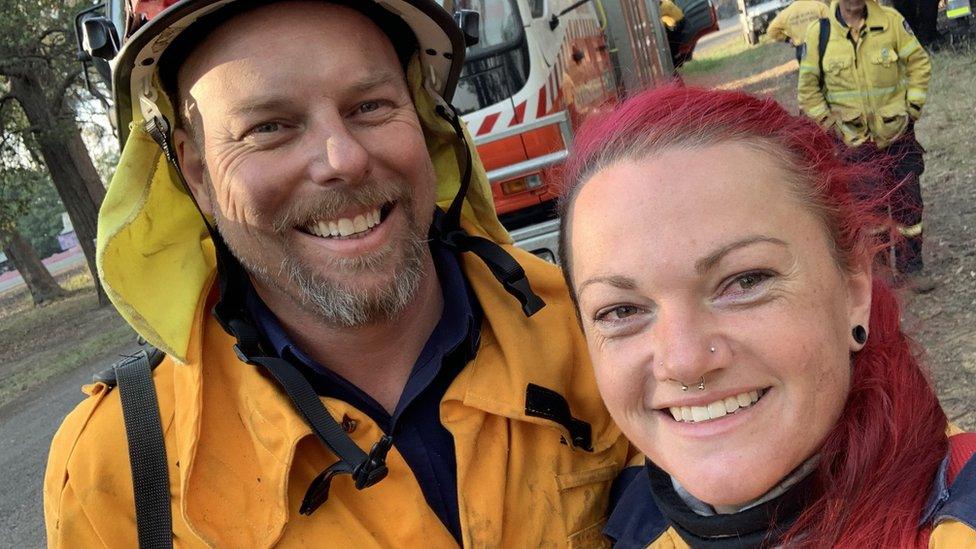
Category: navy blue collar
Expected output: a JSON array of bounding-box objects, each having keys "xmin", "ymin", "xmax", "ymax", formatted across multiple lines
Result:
[{"xmin": 243, "ymin": 236, "xmax": 480, "ymax": 407}]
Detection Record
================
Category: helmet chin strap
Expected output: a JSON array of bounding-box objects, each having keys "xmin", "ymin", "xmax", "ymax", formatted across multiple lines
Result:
[
  {"xmin": 431, "ymin": 103, "xmax": 546, "ymax": 317},
  {"xmin": 143, "ymin": 113, "xmax": 393, "ymax": 515}
]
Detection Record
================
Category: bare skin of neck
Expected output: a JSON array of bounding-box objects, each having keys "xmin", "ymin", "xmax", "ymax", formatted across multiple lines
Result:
[
  {"xmin": 252, "ymin": 254, "xmax": 444, "ymax": 414},
  {"xmin": 839, "ymin": 0, "xmax": 867, "ymax": 33}
]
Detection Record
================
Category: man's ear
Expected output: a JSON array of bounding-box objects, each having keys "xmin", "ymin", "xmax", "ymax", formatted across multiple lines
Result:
[
  {"xmin": 847, "ymin": 252, "xmax": 873, "ymax": 352},
  {"xmin": 173, "ymin": 127, "xmax": 213, "ymax": 217}
]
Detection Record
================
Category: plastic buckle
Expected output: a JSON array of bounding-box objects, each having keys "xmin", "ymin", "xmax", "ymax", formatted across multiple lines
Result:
[
  {"xmin": 300, "ymin": 461, "xmax": 354, "ymax": 516},
  {"xmin": 353, "ymin": 435, "xmax": 393, "ymax": 490}
]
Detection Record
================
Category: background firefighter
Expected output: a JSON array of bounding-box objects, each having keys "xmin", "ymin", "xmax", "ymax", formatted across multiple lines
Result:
[{"xmin": 797, "ymin": 0, "xmax": 934, "ymax": 292}]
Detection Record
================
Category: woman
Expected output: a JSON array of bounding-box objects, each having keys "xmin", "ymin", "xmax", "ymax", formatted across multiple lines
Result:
[{"xmin": 557, "ymin": 86, "xmax": 976, "ymax": 548}]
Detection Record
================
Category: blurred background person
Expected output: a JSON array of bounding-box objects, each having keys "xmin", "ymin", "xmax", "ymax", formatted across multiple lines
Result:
[
  {"xmin": 798, "ymin": 0, "xmax": 934, "ymax": 292},
  {"xmin": 766, "ymin": 0, "xmax": 830, "ymax": 63}
]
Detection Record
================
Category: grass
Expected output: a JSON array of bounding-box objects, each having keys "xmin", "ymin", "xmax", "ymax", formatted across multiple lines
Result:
[{"xmin": 0, "ymin": 266, "xmax": 136, "ymax": 409}]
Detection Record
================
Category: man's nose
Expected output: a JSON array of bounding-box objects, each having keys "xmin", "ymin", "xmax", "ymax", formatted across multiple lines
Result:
[
  {"xmin": 651, "ymin": 305, "xmax": 724, "ymax": 386},
  {"xmin": 307, "ymin": 118, "xmax": 369, "ymax": 185}
]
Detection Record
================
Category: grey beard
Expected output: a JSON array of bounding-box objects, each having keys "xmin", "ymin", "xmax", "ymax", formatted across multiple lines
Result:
[{"xmin": 277, "ymin": 234, "xmax": 427, "ymax": 327}]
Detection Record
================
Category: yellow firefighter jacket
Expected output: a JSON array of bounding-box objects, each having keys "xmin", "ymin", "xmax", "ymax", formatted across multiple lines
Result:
[
  {"xmin": 43, "ymin": 56, "xmax": 631, "ymax": 547},
  {"xmin": 661, "ymin": 0, "xmax": 685, "ymax": 30},
  {"xmin": 766, "ymin": 0, "xmax": 829, "ymax": 46},
  {"xmin": 797, "ymin": 0, "xmax": 931, "ymax": 148}
]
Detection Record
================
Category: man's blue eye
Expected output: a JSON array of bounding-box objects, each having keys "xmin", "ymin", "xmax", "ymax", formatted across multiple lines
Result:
[{"xmin": 251, "ymin": 122, "xmax": 280, "ymax": 134}]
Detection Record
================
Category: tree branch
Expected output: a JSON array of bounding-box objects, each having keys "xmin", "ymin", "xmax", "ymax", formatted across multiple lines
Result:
[{"xmin": 55, "ymin": 65, "xmax": 82, "ymax": 109}]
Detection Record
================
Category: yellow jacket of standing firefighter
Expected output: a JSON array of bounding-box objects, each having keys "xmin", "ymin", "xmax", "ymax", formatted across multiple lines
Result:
[
  {"xmin": 660, "ymin": 0, "xmax": 685, "ymax": 30},
  {"xmin": 766, "ymin": 0, "xmax": 829, "ymax": 46},
  {"xmin": 797, "ymin": 0, "xmax": 931, "ymax": 148},
  {"xmin": 43, "ymin": 36, "xmax": 632, "ymax": 547}
]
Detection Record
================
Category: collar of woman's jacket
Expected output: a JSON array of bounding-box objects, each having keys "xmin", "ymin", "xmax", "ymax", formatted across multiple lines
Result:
[{"xmin": 96, "ymin": 54, "xmax": 509, "ymax": 363}]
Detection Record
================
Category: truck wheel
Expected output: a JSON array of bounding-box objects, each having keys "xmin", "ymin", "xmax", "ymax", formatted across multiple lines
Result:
[{"xmin": 747, "ymin": 30, "xmax": 759, "ymax": 45}]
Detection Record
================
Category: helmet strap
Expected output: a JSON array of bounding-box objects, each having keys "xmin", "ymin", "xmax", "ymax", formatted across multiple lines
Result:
[{"xmin": 431, "ymin": 104, "xmax": 546, "ymax": 317}]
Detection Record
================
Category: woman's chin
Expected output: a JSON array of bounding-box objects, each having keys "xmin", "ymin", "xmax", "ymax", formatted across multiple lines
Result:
[{"xmin": 670, "ymin": 469, "xmax": 781, "ymax": 509}]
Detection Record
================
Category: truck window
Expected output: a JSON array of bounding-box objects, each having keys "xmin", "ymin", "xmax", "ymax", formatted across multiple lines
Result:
[{"xmin": 452, "ymin": 0, "xmax": 530, "ymax": 115}]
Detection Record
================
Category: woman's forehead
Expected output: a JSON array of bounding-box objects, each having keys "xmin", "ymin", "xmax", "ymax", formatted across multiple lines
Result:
[{"xmin": 568, "ymin": 143, "xmax": 816, "ymax": 276}]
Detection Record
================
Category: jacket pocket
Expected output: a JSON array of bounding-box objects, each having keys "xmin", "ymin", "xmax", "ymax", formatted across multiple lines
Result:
[
  {"xmin": 823, "ymin": 56, "xmax": 855, "ymax": 90},
  {"xmin": 876, "ymin": 103, "xmax": 909, "ymax": 142},
  {"xmin": 830, "ymin": 107, "xmax": 868, "ymax": 144},
  {"xmin": 557, "ymin": 464, "xmax": 618, "ymax": 547},
  {"xmin": 869, "ymin": 46, "xmax": 901, "ymax": 88}
]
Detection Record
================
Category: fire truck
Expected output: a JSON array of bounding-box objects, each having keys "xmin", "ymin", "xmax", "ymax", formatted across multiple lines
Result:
[
  {"xmin": 450, "ymin": 0, "xmax": 717, "ymax": 261},
  {"xmin": 76, "ymin": 0, "xmax": 717, "ymax": 263}
]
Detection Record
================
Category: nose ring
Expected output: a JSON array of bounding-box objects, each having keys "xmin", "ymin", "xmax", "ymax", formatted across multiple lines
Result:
[{"xmin": 669, "ymin": 376, "xmax": 706, "ymax": 391}]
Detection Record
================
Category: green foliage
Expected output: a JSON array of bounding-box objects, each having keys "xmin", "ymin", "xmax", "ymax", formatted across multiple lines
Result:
[{"xmin": 17, "ymin": 177, "xmax": 65, "ymax": 258}]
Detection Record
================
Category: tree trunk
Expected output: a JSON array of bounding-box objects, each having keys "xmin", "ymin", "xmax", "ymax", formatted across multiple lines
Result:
[
  {"xmin": 9, "ymin": 73, "xmax": 108, "ymax": 305},
  {"xmin": 0, "ymin": 225, "xmax": 66, "ymax": 305}
]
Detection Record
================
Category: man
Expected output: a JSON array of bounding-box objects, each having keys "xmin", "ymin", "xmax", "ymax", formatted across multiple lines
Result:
[
  {"xmin": 798, "ymin": 0, "xmax": 935, "ymax": 292},
  {"xmin": 44, "ymin": 0, "xmax": 630, "ymax": 545},
  {"xmin": 765, "ymin": 0, "xmax": 830, "ymax": 63}
]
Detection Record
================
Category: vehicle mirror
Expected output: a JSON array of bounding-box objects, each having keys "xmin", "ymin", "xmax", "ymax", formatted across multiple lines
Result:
[
  {"xmin": 75, "ymin": 5, "xmax": 120, "ymax": 62},
  {"xmin": 454, "ymin": 10, "xmax": 480, "ymax": 47}
]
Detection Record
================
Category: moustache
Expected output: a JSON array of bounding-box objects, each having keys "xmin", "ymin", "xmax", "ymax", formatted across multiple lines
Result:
[{"xmin": 272, "ymin": 179, "xmax": 409, "ymax": 233}]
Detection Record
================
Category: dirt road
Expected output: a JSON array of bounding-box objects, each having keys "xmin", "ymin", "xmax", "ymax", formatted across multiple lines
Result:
[{"xmin": 0, "ymin": 346, "xmax": 140, "ymax": 548}]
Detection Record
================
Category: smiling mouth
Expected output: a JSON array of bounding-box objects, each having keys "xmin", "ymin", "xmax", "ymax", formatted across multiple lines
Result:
[
  {"xmin": 300, "ymin": 202, "xmax": 395, "ymax": 240},
  {"xmin": 667, "ymin": 388, "xmax": 770, "ymax": 424}
]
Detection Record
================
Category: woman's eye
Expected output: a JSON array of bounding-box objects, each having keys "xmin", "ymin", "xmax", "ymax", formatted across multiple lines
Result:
[
  {"xmin": 596, "ymin": 305, "xmax": 643, "ymax": 322},
  {"xmin": 721, "ymin": 271, "xmax": 773, "ymax": 299}
]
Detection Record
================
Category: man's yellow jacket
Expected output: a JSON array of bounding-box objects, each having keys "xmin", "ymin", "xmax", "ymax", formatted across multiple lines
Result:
[
  {"xmin": 44, "ymin": 56, "xmax": 630, "ymax": 547},
  {"xmin": 766, "ymin": 0, "xmax": 829, "ymax": 46},
  {"xmin": 797, "ymin": 0, "xmax": 930, "ymax": 148}
]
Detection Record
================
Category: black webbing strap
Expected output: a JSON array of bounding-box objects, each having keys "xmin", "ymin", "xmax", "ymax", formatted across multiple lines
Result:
[
  {"xmin": 817, "ymin": 18, "xmax": 830, "ymax": 90},
  {"xmin": 114, "ymin": 351, "xmax": 173, "ymax": 549},
  {"xmin": 432, "ymin": 104, "xmax": 546, "ymax": 317}
]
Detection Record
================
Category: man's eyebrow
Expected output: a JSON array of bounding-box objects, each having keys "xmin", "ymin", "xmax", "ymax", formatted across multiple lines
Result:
[
  {"xmin": 347, "ymin": 70, "xmax": 403, "ymax": 95},
  {"xmin": 695, "ymin": 235, "xmax": 788, "ymax": 275},
  {"xmin": 225, "ymin": 71, "xmax": 404, "ymax": 118},
  {"xmin": 577, "ymin": 274, "xmax": 638, "ymax": 295}
]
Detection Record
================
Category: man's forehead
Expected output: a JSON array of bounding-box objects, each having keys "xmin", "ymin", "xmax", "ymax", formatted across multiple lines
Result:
[{"xmin": 177, "ymin": 1, "xmax": 402, "ymax": 99}]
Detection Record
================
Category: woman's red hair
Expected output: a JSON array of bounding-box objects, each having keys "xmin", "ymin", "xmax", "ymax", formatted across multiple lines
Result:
[{"xmin": 559, "ymin": 86, "xmax": 947, "ymax": 548}]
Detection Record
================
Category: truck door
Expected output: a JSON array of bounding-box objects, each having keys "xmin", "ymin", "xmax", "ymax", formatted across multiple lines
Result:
[{"xmin": 675, "ymin": 0, "xmax": 720, "ymax": 52}]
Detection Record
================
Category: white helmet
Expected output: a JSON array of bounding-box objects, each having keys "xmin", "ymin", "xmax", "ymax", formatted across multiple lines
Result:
[{"xmin": 109, "ymin": 0, "xmax": 468, "ymax": 144}]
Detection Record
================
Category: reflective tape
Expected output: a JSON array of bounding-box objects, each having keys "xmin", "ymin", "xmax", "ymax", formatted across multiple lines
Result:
[
  {"xmin": 826, "ymin": 86, "xmax": 898, "ymax": 101},
  {"xmin": 907, "ymin": 89, "xmax": 927, "ymax": 102},
  {"xmin": 899, "ymin": 223, "xmax": 923, "ymax": 237},
  {"xmin": 899, "ymin": 41, "xmax": 920, "ymax": 58},
  {"xmin": 947, "ymin": 6, "xmax": 972, "ymax": 17}
]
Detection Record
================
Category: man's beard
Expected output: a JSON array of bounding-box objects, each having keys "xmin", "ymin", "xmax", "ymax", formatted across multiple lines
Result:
[{"xmin": 211, "ymin": 177, "xmax": 432, "ymax": 328}]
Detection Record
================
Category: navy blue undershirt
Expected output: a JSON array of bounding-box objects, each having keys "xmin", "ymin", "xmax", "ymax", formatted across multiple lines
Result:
[{"xmin": 244, "ymin": 238, "xmax": 481, "ymax": 543}]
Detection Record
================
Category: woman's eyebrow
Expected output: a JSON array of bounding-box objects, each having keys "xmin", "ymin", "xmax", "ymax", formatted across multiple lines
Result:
[
  {"xmin": 694, "ymin": 235, "xmax": 789, "ymax": 275},
  {"xmin": 577, "ymin": 274, "xmax": 637, "ymax": 295}
]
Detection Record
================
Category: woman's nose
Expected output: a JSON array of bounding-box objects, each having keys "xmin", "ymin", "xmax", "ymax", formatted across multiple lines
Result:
[{"xmin": 651, "ymin": 306, "xmax": 724, "ymax": 385}]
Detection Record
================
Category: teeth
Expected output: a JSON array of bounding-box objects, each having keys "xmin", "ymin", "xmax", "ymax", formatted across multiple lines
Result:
[
  {"xmin": 723, "ymin": 396, "xmax": 740, "ymax": 414},
  {"xmin": 668, "ymin": 389, "xmax": 765, "ymax": 424},
  {"xmin": 353, "ymin": 215, "xmax": 368, "ymax": 233},
  {"xmin": 336, "ymin": 218, "xmax": 354, "ymax": 237},
  {"xmin": 306, "ymin": 207, "xmax": 383, "ymax": 238}
]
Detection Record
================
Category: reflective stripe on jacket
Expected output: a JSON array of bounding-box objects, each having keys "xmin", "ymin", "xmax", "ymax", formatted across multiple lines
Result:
[
  {"xmin": 797, "ymin": 0, "xmax": 931, "ymax": 148},
  {"xmin": 43, "ymin": 231, "xmax": 631, "ymax": 548},
  {"xmin": 767, "ymin": 1, "xmax": 830, "ymax": 46}
]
